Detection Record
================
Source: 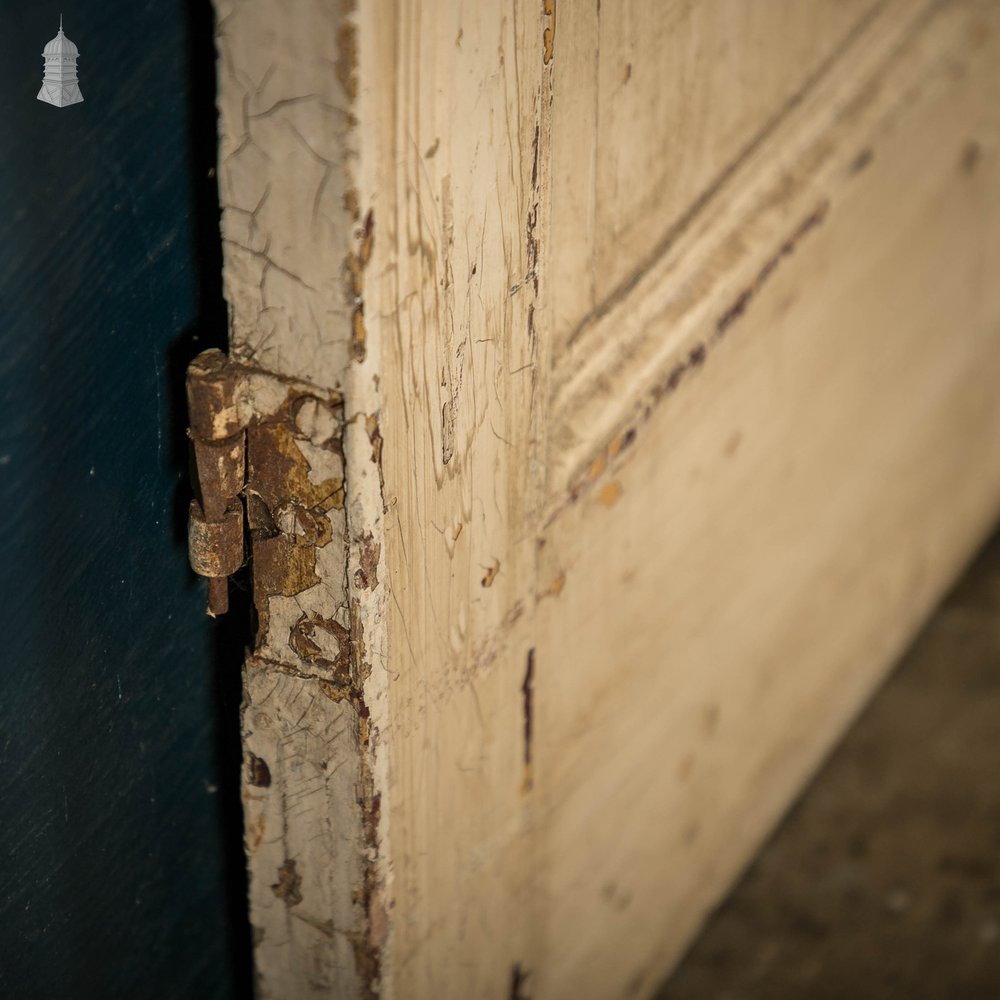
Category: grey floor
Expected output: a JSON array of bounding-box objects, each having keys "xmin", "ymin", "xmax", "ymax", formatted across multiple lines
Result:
[{"xmin": 657, "ymin": 524, "xmax": 1000, "ymax": 1000}]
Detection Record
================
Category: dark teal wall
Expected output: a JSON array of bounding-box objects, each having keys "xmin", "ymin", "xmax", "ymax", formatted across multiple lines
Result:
[{"xmin": 0, "ymin": 4, "xmax": 250, "ymax": 997}]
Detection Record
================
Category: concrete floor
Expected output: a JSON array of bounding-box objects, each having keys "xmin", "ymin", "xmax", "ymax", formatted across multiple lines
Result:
[{"xmin": 658, "ymin": 525, "xmax": 1000, "ymax": 1000}]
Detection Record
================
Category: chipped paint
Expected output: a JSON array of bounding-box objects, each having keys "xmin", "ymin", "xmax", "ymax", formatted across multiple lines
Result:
[
  {"xmin": 271, "ymin": 860, "xmax": 304, "ymax": 907},
  {"xmin": 511, "ymin": 962, "xmax": 532, "ymax": 1000},
  {"xmin": 441, "ymin": 398, "xmax": 456, "ymax": 465},
  {"xmin": 247, "ymin": 753, "xmax": 272, "ymax": 788},
  {"xmin": 355, "ymin": 531, "xmax": 381, "ymax": 590},
  {"xmin": 482, "ymin": 560, "xmax": 501, "ymax": 588},
  {"xmin": 364, "ymin": 413, "xmax": 385, "ymax": 500},
  {"xmin": 597, "ymin": 480, "xmax": 623, "ymax": 507},
  {"xmin": 336, "ymin": 9, "xmax": 359, "ymax": 101},
  {"xmin": 587, "ymin": 452, "xmax": 606, "ymax": 482},
  {"xmin": 521, "ymin": 650, "xmax": 535, "ymax": 792},
  {"xmin": 556, "ymin": 426, "xmax": 639, "ymax": 524},
  {"xmin": 289, "ymin": 613, "xmax": 352, "ymax": 682},
  {"xmin": 212, "ymin": 1, "xmax": 388, "ymax": 994},
  {"xmin": 542, "ymin": 0, "xmax": 556, "ymax": 65},
  {"xmin": 246, "ymin": 388, "xmax": 345, "ymax": 643},
  {"xmin": 347, "ymin": 210, "xmax": 374, "ymax": 362}
]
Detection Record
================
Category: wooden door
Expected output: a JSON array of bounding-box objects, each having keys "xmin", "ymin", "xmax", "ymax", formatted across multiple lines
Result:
[{"xmin": 209, "ymin": 2, "xmax": 1000, "ymax": 997}]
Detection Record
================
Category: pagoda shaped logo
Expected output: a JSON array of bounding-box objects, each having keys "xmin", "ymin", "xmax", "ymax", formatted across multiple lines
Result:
[{"xmin": 37, "ymin": 17, "xmax": 84, "ymax": 108}]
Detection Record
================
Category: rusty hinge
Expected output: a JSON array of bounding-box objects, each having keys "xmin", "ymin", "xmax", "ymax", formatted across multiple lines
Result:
[
  {"xmin": 185, "ymin": 348, "xmax": 346, "ymax": 626},
  {"xmin": 186, "ymin": 349, "xmax": 247, "ymax": 617}
]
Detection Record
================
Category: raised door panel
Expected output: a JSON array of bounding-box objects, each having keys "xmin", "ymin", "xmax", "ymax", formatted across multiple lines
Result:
[{"xmin": 549, "ymin": 0, "xmax": 879, "ymax": 355}]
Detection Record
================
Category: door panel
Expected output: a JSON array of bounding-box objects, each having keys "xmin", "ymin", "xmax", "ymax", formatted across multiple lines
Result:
[
  {"xmin": 549, "ymin": 0, "xmax": 879, "ymax": 353},
  {"xmin": 211, "ymin": 1, "xmax": 1000, "ymax": 997}
]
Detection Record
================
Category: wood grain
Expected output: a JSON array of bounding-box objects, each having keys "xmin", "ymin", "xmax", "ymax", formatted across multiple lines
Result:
[{"xmin": 213, "ymin": 0, "xmax": 1000, "ymax": 996}]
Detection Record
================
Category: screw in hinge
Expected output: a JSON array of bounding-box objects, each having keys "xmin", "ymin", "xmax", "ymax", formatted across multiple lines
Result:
[{"xmin": 186, "ymin": 349, "xmax": 247, "ymax": 616}]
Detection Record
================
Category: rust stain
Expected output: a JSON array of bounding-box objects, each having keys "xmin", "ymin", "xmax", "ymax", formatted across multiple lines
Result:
[
  {"xmin": 354, "ymin": 531, "xmax": 381, "ymax": 590},
  {"xmin": 245, "ymin": 390, "xmax": 343, "ymax": 639},
  {"xmin": 248, "ymin": 398, "xmax": 344, "ymax": 515},
  {"xmin": 271, "ymin": 859, "xmax": 303, "ymax": 907},
  {"xmin": 247, "ymin": 752, "xmax": 272, "ymax": 788},
  {"xmin": 318, "ymin": 678, "xmax": 353, "ymax": 702},
  {"xmin": 253, "ymin": 530, "xmax": 321, "ymax": 599},
  {"xmin": 452, "ymin": 522, "xmax": 464, "ymax": 541},
  {"xmin": 481, "ymin": 560, "xmax": 500, "ymax": 588},
  {"xmin": 542, "ymin": 0, "xmax": 556, "ymax": 64},
  {"xmin": 587, "ymin": 452, "xmax": 606, "ymax": 482},
  {"xmin": 597, "ymin": 480, "xmax": 623, "ymax": 508},
  {"xmin": 542, "ymin": 571, "xmax": 565, "ymax": 597},
  {"xmin": 289, "ymin": 613, "xmax": 351, "ymax": 682}
]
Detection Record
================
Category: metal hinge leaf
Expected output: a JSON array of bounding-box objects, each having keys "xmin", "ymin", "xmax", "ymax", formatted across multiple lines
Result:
[{"xmin": 185, "ymin": 348, "xmax": 346, "ymax": 625}]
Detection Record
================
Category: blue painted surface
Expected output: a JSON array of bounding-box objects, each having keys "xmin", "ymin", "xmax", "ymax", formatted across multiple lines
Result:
[{"xmin": 0, "ymin": 4, "xmax": 250, "ymax": 997}]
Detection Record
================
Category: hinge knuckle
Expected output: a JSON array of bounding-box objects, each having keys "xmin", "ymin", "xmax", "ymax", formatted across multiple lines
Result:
[
  {"xmin": 186, "ymin": 349, "xmax": 248, "ymax": 616},
  {"xmin": 188, "ymin": 500, "xmax": 245, "ymax": 578},
  {"xmin": 186, "ymin": 348, "xmax": 244, "ymax": 441}
]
